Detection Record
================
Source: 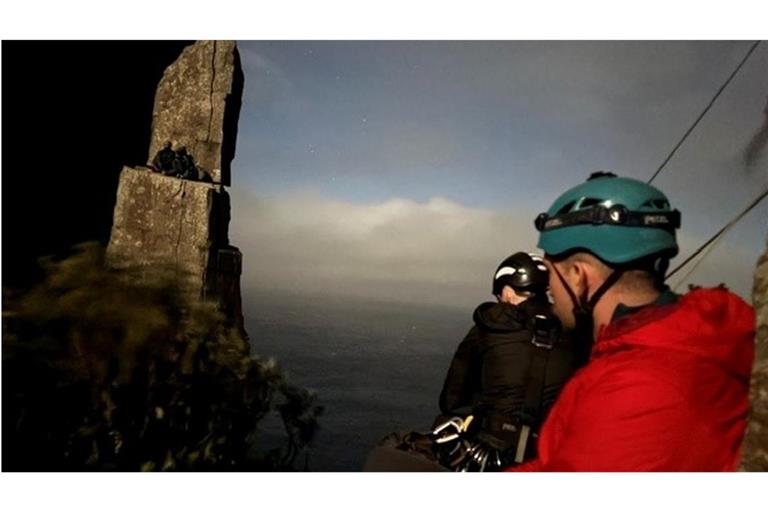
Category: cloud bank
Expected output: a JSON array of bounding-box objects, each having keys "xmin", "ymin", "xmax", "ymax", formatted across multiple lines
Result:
[
  {"xmin": 231, "ymin": 191, "xmax": 539, "ymax": 308},
  {"xmin": 230, "ymin": 191, "xmax": 760, "ymax": 309}
]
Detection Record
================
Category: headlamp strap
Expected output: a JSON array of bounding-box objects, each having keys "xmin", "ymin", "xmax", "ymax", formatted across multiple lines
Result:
[{"xmin": 536, "ymin": 207, "xmax": 680, "ymax": 232}]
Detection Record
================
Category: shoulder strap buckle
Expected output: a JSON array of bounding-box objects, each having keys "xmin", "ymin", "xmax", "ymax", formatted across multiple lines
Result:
[{"xmin": 530, "ymin": 314, "xmax": 556, "ymax": 350}]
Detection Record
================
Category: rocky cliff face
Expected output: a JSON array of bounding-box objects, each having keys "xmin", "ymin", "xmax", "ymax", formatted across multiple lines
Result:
[
  {"xmin": 106, "ymin": 41, "xmax": 245, "ymax": 337},
  {"xmin": 741, "ymin": 239, "xmax": 768, "ymax": 470}
]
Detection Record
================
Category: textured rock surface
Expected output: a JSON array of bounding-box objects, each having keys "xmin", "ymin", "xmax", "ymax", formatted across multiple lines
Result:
[
  {"xmin": 147, "ymin": 40, "xmax": 243, "ymax": 186},
  {"xmin": 106, "ymin": 166, "xmax": 245, "ymax": 336},
  {"xmin": 108, "ymin": 40, "xmax": 247, "ymax": 337},
  {"xmin": 210, "ymin": 246, "xmax": 245, "ymax": 336},
  {"xmin": 740, "ymin": 238, "xmax": 768, "ymax": 470},
  {"xmin": 107, "ymin": 167, "xmax": 220, "ymax": 289}
]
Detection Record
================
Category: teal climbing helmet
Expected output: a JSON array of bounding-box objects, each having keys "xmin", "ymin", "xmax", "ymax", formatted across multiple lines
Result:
[{"xmin": 534, "ymin": 172, "xmax": 680, "ymax": 264}]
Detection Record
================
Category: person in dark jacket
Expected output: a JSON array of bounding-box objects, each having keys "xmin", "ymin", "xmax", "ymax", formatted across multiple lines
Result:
[
  {"xmin": 173, "ymin": 146, "xmax": 198, "ymax": 180},
  {"xmin": 363, "ymin": 252, "xmax": 575, "ymax": 472},
  {"xmin": 434, "ymin": 252, "xmax": 575, "ymax": 470},
  {"xmin": 151, "ymin": 141, "xmax": 177, "ymax": 175}
]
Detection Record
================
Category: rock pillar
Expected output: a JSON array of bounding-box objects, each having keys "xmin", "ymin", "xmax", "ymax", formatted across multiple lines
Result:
[{"xmin": 107, "ymin": 40, "xmax": 246, "ymax": 338}]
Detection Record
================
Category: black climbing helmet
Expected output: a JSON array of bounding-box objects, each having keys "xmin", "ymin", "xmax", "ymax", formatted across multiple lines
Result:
[{"xmin": 492, "ymin": 252, "xmax": 549, "ymax": 297}]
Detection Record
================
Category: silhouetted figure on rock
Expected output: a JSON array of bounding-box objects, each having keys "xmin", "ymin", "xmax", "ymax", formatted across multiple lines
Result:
[
  {"xmin": 150, "ymin": 144, "xmax": 214, "ymax": 183},
  {"xmin": 151, "ymin": 141, "xmax": 176, "ymax": 175},
  {"xmin": 173, "ymin": 147, "xmax": 196, "ymax": 179}
]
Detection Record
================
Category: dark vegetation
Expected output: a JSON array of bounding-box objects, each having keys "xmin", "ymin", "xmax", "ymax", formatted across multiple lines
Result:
[{"xmin": 3, "ymin": 243, "xmax": 323, "ymax": 470}]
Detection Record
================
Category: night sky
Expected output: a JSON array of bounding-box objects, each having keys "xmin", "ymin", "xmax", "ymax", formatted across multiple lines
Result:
[{"xmin": 229, "ymin": 41, "xmax": 768, "ymax": 308}]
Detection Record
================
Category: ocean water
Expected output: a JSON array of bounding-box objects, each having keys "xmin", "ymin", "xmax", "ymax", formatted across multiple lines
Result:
[{"xmin": 243, "ymin": 288, "xmax": 471, "ymax": 471}]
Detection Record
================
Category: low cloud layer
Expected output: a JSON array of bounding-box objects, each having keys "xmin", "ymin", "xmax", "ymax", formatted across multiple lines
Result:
[
  {"xmin": 230, "ymin": 191, "xmax": 760, "ymax": 308},
  {"xmin": 231, "ymin": 191, "xmax": 539, "ymax": 308}
]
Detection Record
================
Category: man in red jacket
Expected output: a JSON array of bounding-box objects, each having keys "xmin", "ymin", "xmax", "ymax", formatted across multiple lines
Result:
[{"xmin": 510, "ymin": 172, "xmax": 755, "ymax": 471}]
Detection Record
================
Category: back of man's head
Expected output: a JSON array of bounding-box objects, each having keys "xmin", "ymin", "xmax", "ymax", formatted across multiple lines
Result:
[
  {"xmin": 534, "ymin": 172, "xmax": 681, "ymax": 347},
  {"xmin": 554, "ymin": 251, "xmax": 665, "ymax": 295}
]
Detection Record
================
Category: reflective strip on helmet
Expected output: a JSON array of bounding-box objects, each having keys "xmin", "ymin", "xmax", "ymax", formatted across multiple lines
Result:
[{"xmin": 494, "ymin": 267, "xmax": 517, "ymax": 280}]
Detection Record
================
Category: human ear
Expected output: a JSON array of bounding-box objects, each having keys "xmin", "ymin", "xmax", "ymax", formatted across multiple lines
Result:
[{"xmin": 567, "ymin": 261, "xmax": 590, "ymax": 301}]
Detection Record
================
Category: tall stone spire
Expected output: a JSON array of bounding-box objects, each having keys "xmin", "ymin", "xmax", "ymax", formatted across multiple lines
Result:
[{"xmin": 106, "ymin": 40, "xmax": 246, "ymax": 338}]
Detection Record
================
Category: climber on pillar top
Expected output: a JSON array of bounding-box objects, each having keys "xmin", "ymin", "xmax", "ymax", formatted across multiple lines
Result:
[
  {"xmin": 151, "ymin": 141, "xmax": 176, "ymax": 175},
  {"xmin": 172, "ymin": 147, "xmax": 194, "ymax": 179},
  {"xmin": 150, "ymin": 143, "xmax": 214, "ymax": 183}
]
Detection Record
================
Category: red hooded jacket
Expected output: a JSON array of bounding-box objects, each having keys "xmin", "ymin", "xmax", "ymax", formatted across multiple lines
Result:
[{"xmin": 508, "ymin": 287, "xmax": 755, "ymax": 471}]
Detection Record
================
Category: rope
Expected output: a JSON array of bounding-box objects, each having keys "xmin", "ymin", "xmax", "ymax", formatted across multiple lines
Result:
[
  {"xmin": 670, "ymin": 236, "xmax": 721, "ymax": 292},
  {"xmin": 648, "ymin": 41, "xmax": 762, "ymax": 184},
  {"xmin": 666, "ymin": 186, "xmax": 768, "ymax": 280}
]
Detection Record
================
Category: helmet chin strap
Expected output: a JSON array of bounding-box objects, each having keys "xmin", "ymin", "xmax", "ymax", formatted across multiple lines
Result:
[{"xmin": 551, "ymin": 263, "xmax": 624, "ymax": 367}]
